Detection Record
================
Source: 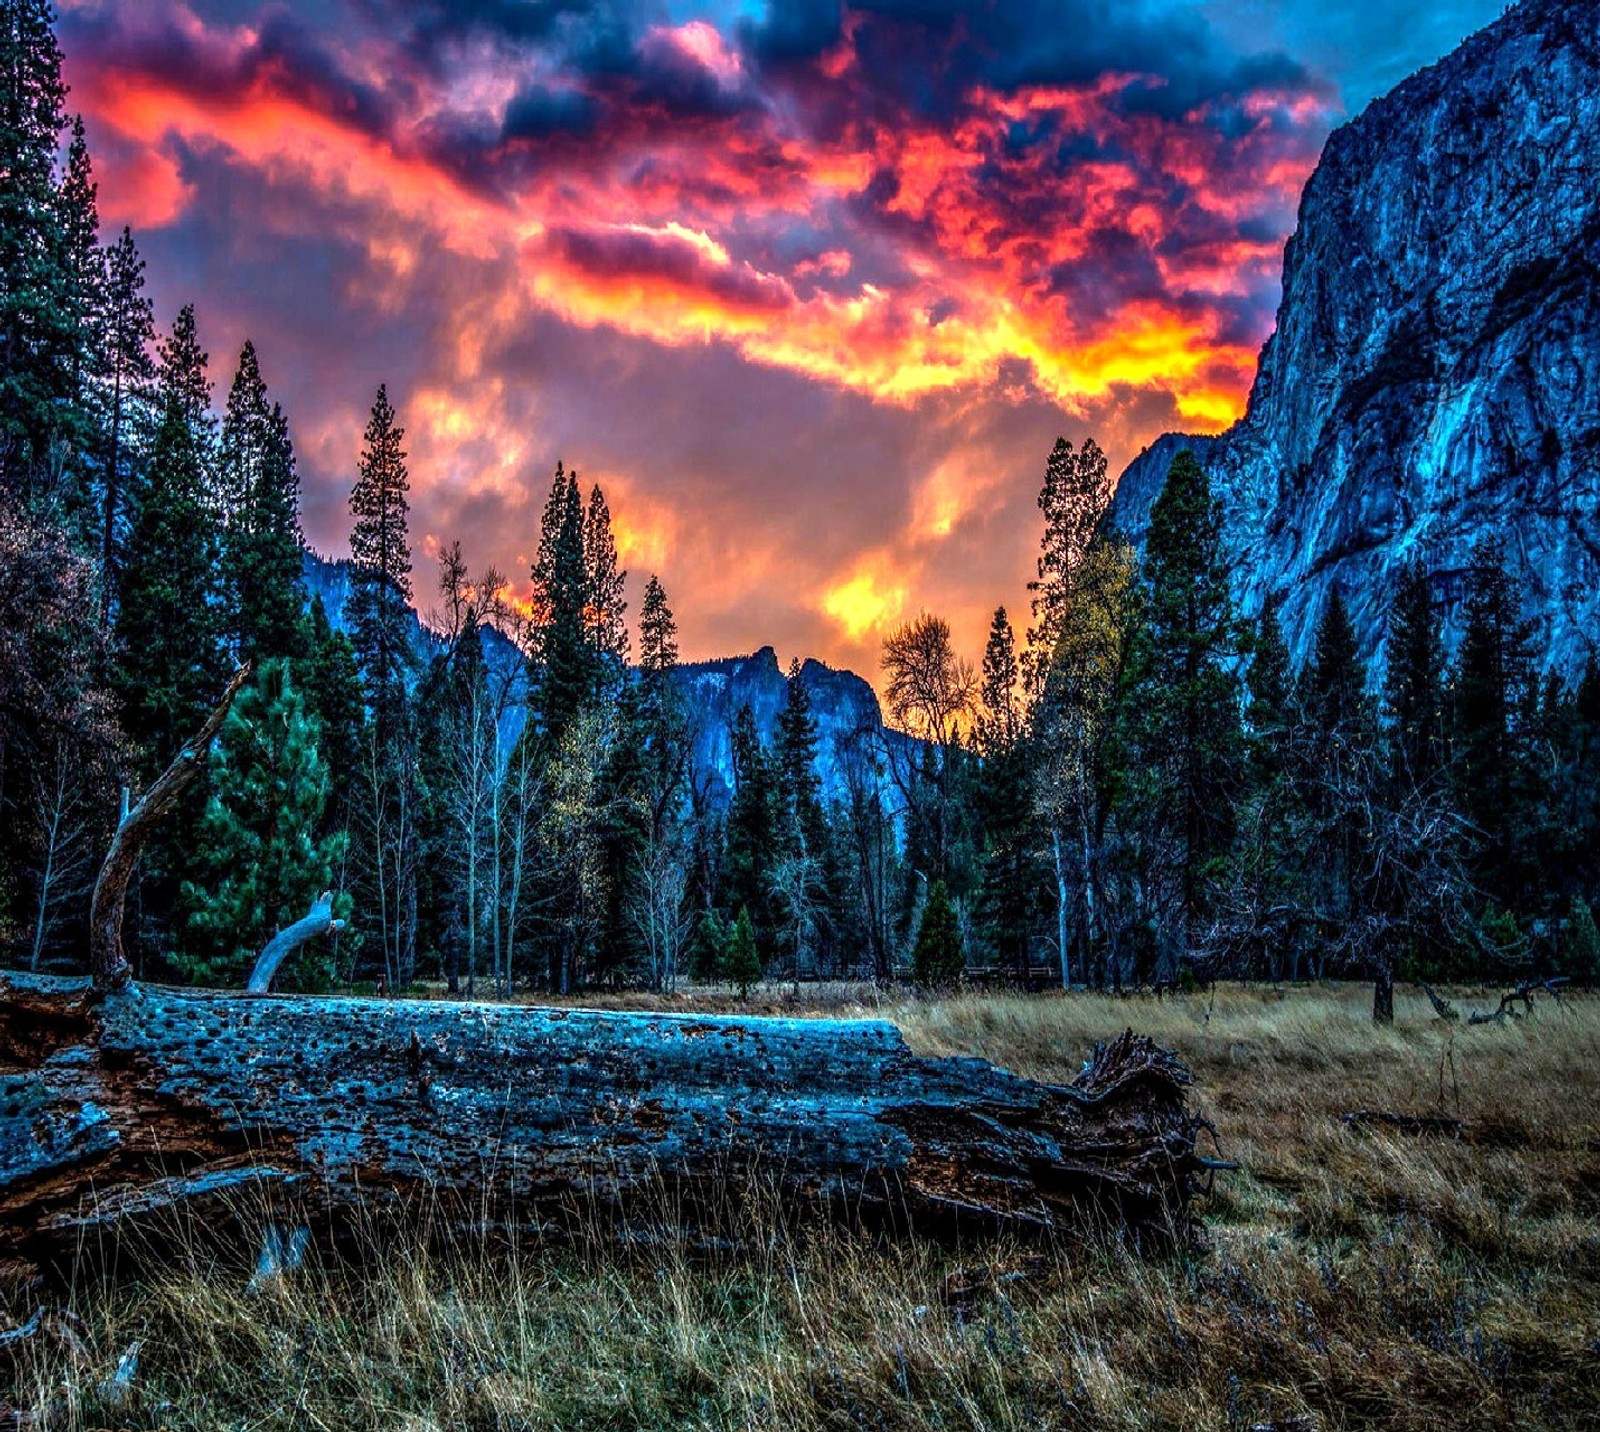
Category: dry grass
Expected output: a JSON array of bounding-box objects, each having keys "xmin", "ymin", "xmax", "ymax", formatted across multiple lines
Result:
[{"xmin": 5, "ymin": 983, "xmax": 1599, "ymax": 1430}]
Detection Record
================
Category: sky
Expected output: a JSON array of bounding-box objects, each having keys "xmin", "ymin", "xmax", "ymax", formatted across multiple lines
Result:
[{"xmin": 57, "ymin": 0, "xmax": 1507, "ymax": 681}]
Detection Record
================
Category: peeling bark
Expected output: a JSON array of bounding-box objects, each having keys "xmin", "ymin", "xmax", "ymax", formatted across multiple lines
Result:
[{"xmin": 0, "ymin": 974, "xmax": 1206, "ymax": 1265}]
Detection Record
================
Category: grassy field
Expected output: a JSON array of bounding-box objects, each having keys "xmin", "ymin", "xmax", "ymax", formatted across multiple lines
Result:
[{"xmin": 4, "ymin": 983, "xmax": 1598, "ymax": 1429}]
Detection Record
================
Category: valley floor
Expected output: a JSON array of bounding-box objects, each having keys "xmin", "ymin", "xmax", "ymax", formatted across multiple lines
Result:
[{"xmin": 5, "ymin": 983, "xmax": 1599, "ymax": 1429}]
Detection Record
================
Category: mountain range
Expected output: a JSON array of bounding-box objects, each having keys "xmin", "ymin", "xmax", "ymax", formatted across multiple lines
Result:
[{"xmin": 301, "ymin": 550, "xmax": 903, "ymax": 807}]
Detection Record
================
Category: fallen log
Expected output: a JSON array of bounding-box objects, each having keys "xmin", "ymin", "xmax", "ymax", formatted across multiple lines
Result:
[
  {"xmin": 0, "ymin": 974, "xmax": 1207, "ymax": 1266},
  {"xmin": 1341, "ymin": 1109, "xmax": 1464, "ymax": 1137}
]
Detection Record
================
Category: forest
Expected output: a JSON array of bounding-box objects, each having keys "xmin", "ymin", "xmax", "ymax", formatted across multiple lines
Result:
[{"xmin": 3, "ymin": 4, "xmax": 1599, "ymax": 1022}]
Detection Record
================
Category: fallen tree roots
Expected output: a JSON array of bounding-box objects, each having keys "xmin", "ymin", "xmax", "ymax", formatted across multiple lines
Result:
[{"xmin": 0, "ymin": 975, "xmax": 1208, "ymax": 1268}]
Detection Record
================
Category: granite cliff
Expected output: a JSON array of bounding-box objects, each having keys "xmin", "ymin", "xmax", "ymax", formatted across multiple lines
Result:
[{"xmin": 1110, "ymin": 0, "xmax": 1600, "ymax": 677}]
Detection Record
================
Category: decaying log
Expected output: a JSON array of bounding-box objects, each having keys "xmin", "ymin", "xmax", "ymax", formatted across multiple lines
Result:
[
  {"xmin": 88, "ymin": 666, "xmax": 252, "ymax": 991},
  {"xmin": 247, "ymin": 892, "xmax": 345, "ymax": 994},
  {"xmin": 0, "ymin": 974, "xmax": 1207, "ymax": 1264}
]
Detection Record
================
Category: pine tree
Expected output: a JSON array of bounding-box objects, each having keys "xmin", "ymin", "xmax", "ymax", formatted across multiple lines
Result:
[
  {"xmin": 1026, "ymin": 435, "xmax": 1111, "ymax": 693},
  {"xmin": 1304, "ymin": 586, "xmax": 1364, "ymax": 733},
  {"xmin": 1453, "ymin": 536, "xmax": 1537, "ymax": 906},
  {"xmin": 690, "ymin": 908, "xmax": 728, "ymax": 980},
  {"xmin": 1384, "ymin": 562, "xmax": 1444, "ymax": 786},
  {"xmin": 583, "ymin": 482, "xmax": 628, "ymax": 670},
  {"xmin": 113, "ymin": 390, "xmax": 223, "ymax": 765},
  {"xmin": 55, "ymin": 113, "xmax": 101, "ymax": 468},
  {"xmin": 911, "ymin": 878, "xmax": 964, "ymax": 987},
  {"xmin": 0, "ymin": 0, "xmax": 75, "ymax": 492},
  {"xmin": 97, "ymin": 226, "xmax": 155, "ymax": 624},
  {"xmin": 346, "ymin": 384, "xmax": 412, "ymax": 732},
  {"xmin": 1125, "ymin": 449, "xmax": 1244, "ymax": 959},
  {"xmin": 1246, "ymin": 594, "xmax": 1291, "ymax": 751},
  {"xmin": 530, "ymin": 464, "xmax": 595, "ymax": 743},
  {"xmin": 723, "ymin": 704, "xmax": 780, "ymax": 954},
  {"xmin": 302, "ymin": 595, "xmax": 365, "ymax": 820},
  {"xmin": 178, "ymin": 660, "xmax": 346, "ymax": 989},
  {"xmin": 221, "ymin": 343, "xmax": 304, "ymax": 661},
  {"xmin": 975, "ymin": 607, "xmax": 1032, "ymax": 977},
  {"xmin": 725, "ymin": 905, "xmax": 762, "ymax": 997},
  {"xmin": 639, "ymin": 574, "xmax": 678, "ymax": 675},
  {"xmin": 156, "ymin": 303, "xmax": 213, "ymax": 443}
]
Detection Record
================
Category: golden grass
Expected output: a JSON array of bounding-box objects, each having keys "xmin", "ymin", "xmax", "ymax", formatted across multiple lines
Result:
[{"xmin": 5, "ymin": 983, "xmax": 1599, "ymax": 1430}]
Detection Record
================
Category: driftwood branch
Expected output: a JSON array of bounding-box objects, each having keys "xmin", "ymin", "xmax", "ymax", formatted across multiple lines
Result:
[
  {"xmin": 0, "ymin": 979, "xmax": 1208, "ymax": 1264},
  {"xmin": 246, "ymin": 892, "xmax": 345, "ymax": 995},
  {"xmin": 88, "ymin": 665, "xmax": 252, "ymax": 991}
]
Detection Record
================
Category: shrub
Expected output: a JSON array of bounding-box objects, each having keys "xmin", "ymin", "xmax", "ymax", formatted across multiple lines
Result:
[
  {"xmin": 725, "ymin": 907, "xmax": 762, "ymax": 997},
  {"xmin": 911, "ymin": 880, "xmax": 964, "ymax": 988}
]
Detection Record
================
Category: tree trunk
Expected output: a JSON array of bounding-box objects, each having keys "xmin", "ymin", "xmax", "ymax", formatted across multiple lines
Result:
[
  {"xmin": 1373, "ymin": 958, "xmax": 1395, "ymax": 1025},
  {"xmin": 0, "ymin": 975, "xmax": 1207, "ymax": 1265},
  {"xmin": 1052, "ymin": 829, "xmax": 1071, "ymax": 989},
  {"xmin": 89, "ymin": 666, "xmax": 252, "ymax": 991}
]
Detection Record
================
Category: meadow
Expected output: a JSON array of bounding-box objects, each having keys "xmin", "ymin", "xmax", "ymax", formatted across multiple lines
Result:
[{"xmin": 4, "ymin": 982, "xmax": 1597, "ymax": 1430}]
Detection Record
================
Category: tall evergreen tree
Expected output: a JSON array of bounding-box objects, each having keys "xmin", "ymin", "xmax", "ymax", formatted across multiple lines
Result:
[
  {"xmin": 220, "ymin": 343, "xmax": 303, "ymax": 661},
  {"xmin": 113, "ymin": 389, "xmax": 222, "ymax": 765},
  {"xmin": 1453, "ymin": 537, "xmax": 1537, "ymax": 907},
  {"xmin": 0, "ymin": 0, "xmax": 75, "ymax": 493},
  {"xmin": 1025, "ymin": 435, "xmax": 1111, "ymax": 693},
  {"xmin": 1125, "ymin": 449, "xmax": 1244, "ymax": 961},
  {"xmin": 56, "ymin": 113, "xmax": 100, "ymax": 461},
  {"xmin": 723, "ymin": 703, "xmax": 781, "ymax": 957},
  {"xmin": 346, "ymin": 384, "xmax": 412, "ymax": 731},
  {"xmin": 911, "ymin": 878, "xmax": 964, "ymax": 987},
  {"xmin": 178, "ymin": 660, "xmax": 345, "ymax": 990},
  {"xmin": 1384, "ymin": 561, "xmax": 1445, "ymax": 788},
  {"xmin": 156, "ymin": 303, "xmax": 213, "ymax": 443},
  {"xmin": 97, "ymin": 226, "xmax": 155, "ymax": 625},
  {"xmin": 975, "ymin": 607, "xmax": 1032, "ymax": 978},
  {"xmin": 1304, "ymin": 586, "xmax": 1365, "ymax": 734},
  {"xmin": 639, "ymin": 574, "xmax": 678, "ymax": 676},
  {"xmin": 583, "ymin": 482, "xmax": 628, "ymax": 670},
  {"xmin": 530, "ymin": 463, "xmax": 595, "ymax": 743},
  {"xmin": 302, "ymin": 593, "xmax": 364, "ymax": 817}
]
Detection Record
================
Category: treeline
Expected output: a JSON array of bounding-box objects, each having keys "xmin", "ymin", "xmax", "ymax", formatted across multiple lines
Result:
[{"xmin": 899, "ymin": 439, "xmax": 1600, "ymax": 1012}]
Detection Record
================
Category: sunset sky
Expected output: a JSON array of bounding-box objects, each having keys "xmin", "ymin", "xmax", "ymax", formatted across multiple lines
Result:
[{"xmin": 58, "ymin": 0, "xmax": 1504, "ymax": 681}]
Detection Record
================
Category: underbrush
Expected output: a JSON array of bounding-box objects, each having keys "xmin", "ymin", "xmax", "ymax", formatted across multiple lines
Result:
[{"xmin": 4, "ymin": 984, "xmax": 1598, "ymax": 1430}]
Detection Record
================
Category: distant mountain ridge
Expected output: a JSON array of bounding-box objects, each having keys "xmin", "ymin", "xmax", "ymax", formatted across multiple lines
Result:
[
  {"xmin": 301, "ymin": 550, "xmax": 907, "ymax": 807},
  {"xmin": 1109, "ymin": 0, "xmax": 1600, "ymax": 678}
]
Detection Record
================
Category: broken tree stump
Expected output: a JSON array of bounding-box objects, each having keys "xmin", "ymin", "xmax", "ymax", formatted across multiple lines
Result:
[{"xmin": 0, "ymin": 974, "xmax": 1207, "ymax": 1265}]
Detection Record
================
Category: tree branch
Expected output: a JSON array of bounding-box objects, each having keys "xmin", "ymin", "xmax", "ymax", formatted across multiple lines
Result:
[{"xmin": 247, "ymin": 891, "xmax": 345, "ymax": 994}]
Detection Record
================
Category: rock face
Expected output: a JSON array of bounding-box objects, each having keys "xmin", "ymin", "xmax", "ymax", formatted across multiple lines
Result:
[
  {"xmin": 302, "ymin": 552, "xmax": 907, "ymax": 809},
  {"xmin": 1110, "ymin": 0, "xmax": 1600, "ymax": 679}
]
